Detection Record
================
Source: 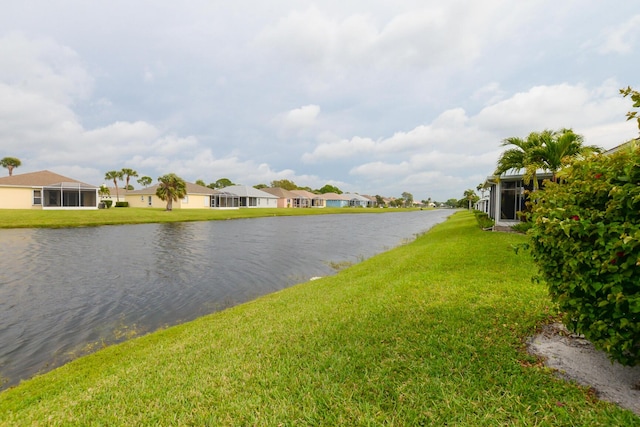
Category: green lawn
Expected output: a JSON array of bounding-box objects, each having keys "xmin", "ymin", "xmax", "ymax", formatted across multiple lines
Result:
[
  {"xmin": 1, "ymin": 211, "xmax": 637, "ymax": 425},
  {"xmin": 0, "ymin": 206, "xmax": 414, "ymax": 229}
]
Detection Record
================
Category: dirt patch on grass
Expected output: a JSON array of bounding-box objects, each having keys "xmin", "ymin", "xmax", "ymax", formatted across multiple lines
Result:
[{"xmin": 528, "ymin": 323, "xmax": 640, "ymax": 416}]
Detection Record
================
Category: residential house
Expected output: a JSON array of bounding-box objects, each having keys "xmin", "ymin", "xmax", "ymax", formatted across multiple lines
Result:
[
  {"xmin": 319, "ymin": 192, "xmax": 350, "ymax": 208},
  {"xmin": 361, "ymin": 195, "xmax": 379, "ymax": 207},
  {"xmin": 100, "ymin": 186, "xmax": 128, "ymax": 204},
  {"xmin": 0, "ymin": 170, "xmax": 99, "ymax": 209},
  {"xmin": 259, "ymin": 187, "xmax": 308, "ymax": 208},
  {"xmin": 290, "ymin": 189, "xmax": 325, "ymax": 208},
  {"xmin": 220, "ymin": 185, "xmax": 278, "ymax": 208},
  {"xmin": 483, "ymin": 172, "xmax": 552, "ymax": 227},
  {"xmin": 343, "ymin": 193, "xmax": 374, "ymax": 207},
  {"xmin": 125, "ymin": 181, "xmax": 223, "ymax": 209}
]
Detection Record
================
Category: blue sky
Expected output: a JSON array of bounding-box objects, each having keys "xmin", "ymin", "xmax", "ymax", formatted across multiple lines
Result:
[{"xmin": 0, "ymin": 1, "xmax": 638, "ymax": 201}]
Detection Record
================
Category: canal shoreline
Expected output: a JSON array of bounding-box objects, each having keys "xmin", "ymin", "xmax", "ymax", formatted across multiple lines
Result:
[{"xmin": 2, "ymin": 211, "xmax": 637, "ymax": 425}]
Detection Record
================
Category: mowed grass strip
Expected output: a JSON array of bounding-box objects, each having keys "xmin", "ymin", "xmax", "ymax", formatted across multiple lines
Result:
[
  {"xmin": 1, "ymin": 212, "xmax": 638, "ymax": 425},
  {"xmin": 0, "ymin": 207, "xmax": 412, "ymax": 229}
]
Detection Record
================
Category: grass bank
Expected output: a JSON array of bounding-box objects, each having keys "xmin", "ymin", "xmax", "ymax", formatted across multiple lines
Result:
[
  {"xmin": 0, "ymin": 207, "xmax": 417, "ymax": 229},
  {"xmin": 1, "ymin": 211, "xmax": 637, "ymax": 425}
]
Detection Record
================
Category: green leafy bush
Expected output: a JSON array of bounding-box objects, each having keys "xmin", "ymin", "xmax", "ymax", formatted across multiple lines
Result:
[
  {"xmin": 473, "ymin": 210, "xmax": 494, "ymax": 229},
  {"xmin": 510, "ymin": 221, "xmax": 533, "ymax": 234},
  {"xmin": 103, "ymin": 200, "xmax": 113, "ymax": 208},
  {"xmin": 528, "ymin": 143, "xmax": 640, "ymax": 365},
  {"xmin": 115, "ymin": 201, "xmax": 129, "ymax": 208}
]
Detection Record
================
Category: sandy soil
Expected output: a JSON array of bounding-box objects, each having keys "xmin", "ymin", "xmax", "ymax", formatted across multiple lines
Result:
[{"xmin": 528, "ymin": 323, "xmax": 640, "ymax": 416}]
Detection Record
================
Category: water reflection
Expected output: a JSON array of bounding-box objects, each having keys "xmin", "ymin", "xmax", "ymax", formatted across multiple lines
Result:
[{"xmin": 0, "ymin": 210, "xmax": 451, "ymax": 389}]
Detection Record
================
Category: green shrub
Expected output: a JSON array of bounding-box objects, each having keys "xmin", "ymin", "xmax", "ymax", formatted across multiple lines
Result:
[
  {"xmin": 511, "ymin": 222, "xmax": 533, "ymax": 234},
  {"xmin": 115, "ymin": 201, "xmax": 129, "ymax": 208},
  {"xmin": 473, "ymin": 210, "xmax": 494, "ymax": 229},
  {"xmin": 103, "ymin": 200, "xmax": 113, "ymax": 209},
  {"xmin": 528, "ymin": 143, "xmax": 640, "ymax": 365}
]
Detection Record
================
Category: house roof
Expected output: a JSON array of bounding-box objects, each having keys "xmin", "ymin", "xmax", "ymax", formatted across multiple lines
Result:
[
  {"xmin": 318, "ymin": 192, "xmax": 350, "ymax": 201},
  {"xmin": 126, "ymin": 181, "xmax": 218, "ymax": 195},
  {"xmin": 343, "ymin": 193, "xmax": 371, "ymax": 202},
  {"xmin": 0, "ymin": 170, "xmax": 97, "ymax": 188},
  {"xmin": 605, "ymin": 138, "xmax": 639, "ymax": 154},
  {"xmin": 220, "ymin": 185, "xmax": 278, "ymax": 198},
  {"xmin": 259, "ymin": 187, "xmax": 300, "ymax": 198},
  {"xmin": 485, "ymin": 171, "xmax": 554, "ymax": 183},
  {"xmin": 290, "ymin": 189, "xmax": 322, "ymax": 199}
]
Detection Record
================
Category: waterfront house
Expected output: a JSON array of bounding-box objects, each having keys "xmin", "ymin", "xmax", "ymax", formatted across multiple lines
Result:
[
  {"xmin": 343, "ymin": 193, "xmax": 374, "ymax": 207},
  {"xmin": 290, "ymin": 189, "xmax": 325, "ymax": 208},
  {"xmin": 0, "ymin": 170, "xmax": 99, "ymax": 209},
  {"xmin": 259, "ymin": 187, "xmax": 305, "ymax": 208},
  {"xmin": 320, "ymin": 192, "xmax": 350, "ymax": 208},
  {"xmin": 219, "ymin": 185, "xmax": 278, "ymax": 208},
  {"xmin": 482, "ymin": 172, "xmax": 552, "ymax": 227},
  {"xmin": 125, "ymin": 181, "xmax": 226, "ymax": 209},
  {"xmin": 100, "ymin": 186, "xmax": 128, "ymax": 204}
]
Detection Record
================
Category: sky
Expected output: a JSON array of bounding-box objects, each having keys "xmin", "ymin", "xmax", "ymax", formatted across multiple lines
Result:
[{"xmin": 0, "ymin": 1, "xmax": 639, "ymax": 202}]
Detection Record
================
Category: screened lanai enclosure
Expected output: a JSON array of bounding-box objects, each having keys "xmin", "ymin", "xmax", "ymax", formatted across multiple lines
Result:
[
  {"xmin": 485, "ymin": 174, "xmax": 551, "ymax": 225},
  {"xmin": 42, "ymin": 182, "xmax": 98, "ymax": 209},
  {"xmin": 211, "ymin": 192, "xmax": 240, "ymax": 208}
]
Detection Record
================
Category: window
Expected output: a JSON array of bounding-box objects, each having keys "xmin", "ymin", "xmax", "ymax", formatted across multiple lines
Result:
[{"xmin": 33, "ymin": 189, "xmax": 42, "ymax": 205}]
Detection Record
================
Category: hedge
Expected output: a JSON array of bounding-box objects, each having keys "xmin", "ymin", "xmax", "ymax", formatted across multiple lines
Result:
[{"xmin": 528, "ymin": 142, "xmax": 640, "ymax": 365}]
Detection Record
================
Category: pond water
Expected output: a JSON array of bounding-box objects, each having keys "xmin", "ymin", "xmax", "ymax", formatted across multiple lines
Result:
[{"xmin": 0, "ymin": 210, "xmax": 452, "ymax": 390}]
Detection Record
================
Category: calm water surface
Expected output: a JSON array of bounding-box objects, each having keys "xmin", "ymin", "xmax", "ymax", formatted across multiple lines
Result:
[{"xmin": 0, "ymin": 210, "xmax": 452, "ymax": 389}]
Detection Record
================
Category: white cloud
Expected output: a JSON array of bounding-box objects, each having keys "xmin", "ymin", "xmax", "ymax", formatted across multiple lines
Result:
[
  {"xmin": 597, "ymin": 14, "xmax": 640, "ymax": 54},
  {"xmin": 0, "ymin": 3, "xmax": 638, "ymax": 202},
  {"xmin": 253, "ymin": 3, "xmax": 512, "ymax": 71},
  {"xmin": 0, "ymin": 33, "xmax": 92, "ymax": 104},
  {"xmin": 276, "ymin": 104, "xmax": 321, "ymax": 135}
]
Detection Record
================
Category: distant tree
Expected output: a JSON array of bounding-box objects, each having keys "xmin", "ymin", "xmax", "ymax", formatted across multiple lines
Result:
[
  {"xmin": 463, "ymin": 189, "xmax": 479, "ymax": 210},
  {"xmin": 0, "ymin": 157, "xmax": 21, "ymax": 176},
  {"xmin": 317, "ymin": 184, "xmax": 342, "ymax": 194},
  {"xmin": 446, "ymin": 198, "xmax": 458, "ymax": 207},
  {"xmin": 298, "ymin": 186, "xmax": 313, "ymax": 192},
  {"xmin": 375, "ymin": 195, "xmax": 385, "ymax": 206},
  {"xmin": 393, "ymin": 198, "xmax": 404, "ymax": 208},
  {"xmin": 156, "ymin": 173, "xmax": 187, "ymax": 211},
  {"xmin": 137, "ymin": 176, "xmax": 153, "ymax": 188},
  {"xmin": 254, "ymin": 183, "xmax": 268, "ymax": 189},
  {"xmin": 121, "ymin": 168, "xmax": 138, "ymax": 191},
  {"xmin": 401, "ymin": 192, "xmax": 414, "ymax": 207},
  {"xmin": 105, "ymin": 170, "xmax": 124, "ymax": 201},
  {"xmin": 270, "ymin": 179, "xmax": 297, "ymax": 190},
  {"xmin": 210, "ymin": 178, "xmax": 234, "ymax": 189},
  {"xmin": 195, "ymin": 179, "xmax": 206, "ymax": 187}
]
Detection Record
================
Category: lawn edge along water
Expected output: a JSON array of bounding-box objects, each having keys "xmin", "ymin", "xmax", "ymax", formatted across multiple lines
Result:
[
  {"xmin": 1, "ymin": 211, "xmax": 638, "ymax": 426},
  {"xmin": 0, "ymin": 207, "xmax": 421, "ymax": 229}
]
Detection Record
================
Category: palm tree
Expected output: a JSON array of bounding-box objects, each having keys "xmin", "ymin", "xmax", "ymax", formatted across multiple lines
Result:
[
  {"xmin": 532, "ymin": 128, "xmax": 601, "ymax": 181},
  {"xmin": 463, "ymin": 189, "xmax": 477, "ymax": 210},
  {"xmin": 104, "ymin": 170, "xmax": 124, "ymax": 202},
  {"xmin": 156, "ymin": 173, "xmax": 187, "ymax": 211},
  {"xmin": 494, "ymin": 132, "xmax": 545, "ymax": 190},
  {"xmin": 0, "ymin": 157, "xmax": 21, "ymax": 176},
  {"xmin": 494, "ymin": 129, "xmax": 599, "ymax": 189},
  {"xmin": 121, "ymin": 168, "xmax": 138, "ymax": 190}
]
